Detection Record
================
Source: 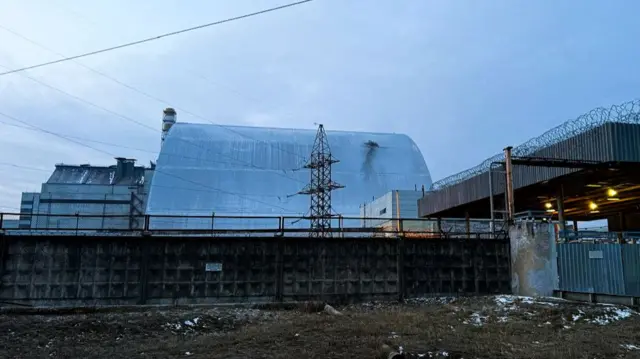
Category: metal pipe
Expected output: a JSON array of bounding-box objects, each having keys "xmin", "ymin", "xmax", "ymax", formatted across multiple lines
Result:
[
  {"xmin": 395, "ymin": 190, "xmax": 401, "ymax": 233},
  {"xmin": 488, "ymin": 165, "xmax": 494, "ymax": 234},
  {"xmin": 557, "ymin": 185, "xmax": 565, "ymax": 234},
  {"xmin": 503, "ymin": 146, "xmax": 515, "ymax": 223}
]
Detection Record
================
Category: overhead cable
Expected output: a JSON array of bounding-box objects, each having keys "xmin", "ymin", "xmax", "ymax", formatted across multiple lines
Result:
[
  {"xmin": 0, "ymin": 0, "xmax": 314, "ymax": 77},
  {"xmin": 0, "ymin": 63, "xmax": 306, "ymax": 183},
  {"xmin": 0, "ymin": 112, "xmax": 300, "ymax": 213},
  {"xmin": 0, "ymin": 23, "xmax": 308, "ymax": 162}
]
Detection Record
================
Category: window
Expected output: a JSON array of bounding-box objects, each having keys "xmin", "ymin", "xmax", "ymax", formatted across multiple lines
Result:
[{"xmin": 379, "ymin": 208, "xmax": 387, "ymax": 215}]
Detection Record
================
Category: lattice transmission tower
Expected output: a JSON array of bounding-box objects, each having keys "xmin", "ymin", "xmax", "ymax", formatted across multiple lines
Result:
[{"xmin": 298, "ymin": 124, "xmax": 344, "ymax": 238}]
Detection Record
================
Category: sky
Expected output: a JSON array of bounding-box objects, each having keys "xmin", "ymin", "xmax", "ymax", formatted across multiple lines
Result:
[{"xmin": 0, "ymin": 0, "xmax": 639, "ymax": 214}]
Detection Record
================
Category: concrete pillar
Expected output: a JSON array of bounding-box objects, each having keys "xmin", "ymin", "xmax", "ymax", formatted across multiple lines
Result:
[{"xmin": 509, "ymin": 220, "xmax": 557, "ymax": 296}]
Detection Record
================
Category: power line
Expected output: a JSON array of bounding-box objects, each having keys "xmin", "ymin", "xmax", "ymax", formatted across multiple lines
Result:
[
  {"xmin": 0, "ymin": 111, "xmax": 117, "ymax": 158},
  {"xmin": 0, "ymin": 162, "xmax": 50, "ymax": 172},
  {"xmin": 0, "ymin": 114, "xmax": 306, "ymax": 181},
  {"xmin": 0, "ymin": 23, "xmax": 308, "ymax": 163},
  {"xmin": 0, "ymin": 0, "xmax": 314, "ymax": 77},
  {"xmin": 152, "ymin": 168, "xmax": 297, "ymax": 213},
  {"xmin": 0, "ymin": 111, "xmax": 301, "ymax": 214},
  {"xmin": 0, "ymin": 63, "xmax": 155, "ymax": 132},
  {"xmin": 0, "ymin": 62, "xmax": 305, "ymax": 183}
]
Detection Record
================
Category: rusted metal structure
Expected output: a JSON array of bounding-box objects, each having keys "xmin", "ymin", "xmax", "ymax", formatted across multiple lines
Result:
[{"xmin": 419, "ymin": 100, "xmax": 640, "ymax": 230}]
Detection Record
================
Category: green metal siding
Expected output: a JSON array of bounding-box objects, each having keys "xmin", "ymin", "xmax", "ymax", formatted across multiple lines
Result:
[{"xmin": 556, "ymin": 243, "xmax": 640, "ymax": 297}]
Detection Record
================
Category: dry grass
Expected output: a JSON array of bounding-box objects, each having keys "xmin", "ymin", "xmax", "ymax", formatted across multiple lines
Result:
[{"xmin": 2, "ymin": 296, "xmax": 640, "ymax": 358}]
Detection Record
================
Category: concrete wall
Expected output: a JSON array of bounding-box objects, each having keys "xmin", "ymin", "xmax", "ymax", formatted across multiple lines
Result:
[
  {"xmin": 509, "ymin": 221, "xmax": 558, "ymax": 296},
  {"xmin": 0, "ymin": 235, "xmax": 511, "ymax": 308}
]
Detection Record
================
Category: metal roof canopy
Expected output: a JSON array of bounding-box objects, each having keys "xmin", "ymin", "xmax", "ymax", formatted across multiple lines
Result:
[{"xmin": 428, "ymin": 159, "xmax": 640, "ymax": 221}]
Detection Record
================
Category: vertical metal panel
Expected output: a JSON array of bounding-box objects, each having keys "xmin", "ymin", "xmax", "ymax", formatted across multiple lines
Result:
[
  {"xmin": 396, "ymin": 190, "xmax": 423, "ymax": 218},
  {"xmin": 611, "ymin": 123, "xmax": 640, "ymax": 162},
  {"xmin": 419, "ymin": 123, "xmax": 630, "ymax": 216},
  {"xmin": 557, "ymin": 243, "xmax": 625, "ymax": 295},
  {"xmin": 621, "ymin": 245, "xmax": 640, "ymax": 296}
]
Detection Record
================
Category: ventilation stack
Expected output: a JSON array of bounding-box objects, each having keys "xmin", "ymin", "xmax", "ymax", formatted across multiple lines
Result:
[{"xmin": 161, "ymin": 108, "xmax": 177, "ymax": 147}]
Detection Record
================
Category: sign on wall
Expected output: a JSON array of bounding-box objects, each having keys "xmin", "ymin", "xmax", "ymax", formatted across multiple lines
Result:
[{"xmin": 205, "ymin": 262, "xmax": 223, "ymax": 272}]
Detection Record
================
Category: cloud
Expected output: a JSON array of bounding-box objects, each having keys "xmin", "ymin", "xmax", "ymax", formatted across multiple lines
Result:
[{"xmin": 1, "ymin": 0, "xmax": 639, "ymax": 212}]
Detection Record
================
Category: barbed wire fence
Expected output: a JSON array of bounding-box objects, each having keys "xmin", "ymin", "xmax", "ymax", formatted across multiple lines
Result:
[{"xmin": 431, "ymin": 99, "xmax": 640, "ymax": 190}]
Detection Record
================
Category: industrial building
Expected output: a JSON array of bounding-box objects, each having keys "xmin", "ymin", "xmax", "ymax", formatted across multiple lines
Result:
[
  {"xmin": 145, "ymin": 111, "xmax": 432, "ymax": 229},
  {"xmin": 16, "ymin": 158, "xmax": 153, "ymax": 231},
  {"xmin": 5, "ymin": 108, "xmax": 432, "ymax": 232},
  {"xmin": 418, "ymin": 99, "xmax": 640, "ymax": 232},
  {"xmin": 360, "ymin": 189, "xmax": 493, "ymax": 236}
]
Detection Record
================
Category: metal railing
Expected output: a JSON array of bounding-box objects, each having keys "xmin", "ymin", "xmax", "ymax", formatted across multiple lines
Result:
[
  {"xmin": 558, "ymin": 229, "xmax": 640, "ymax": 244},
  {"xmin": 0, "ymin": 212, "xmax": 508, "ymax": 239}
]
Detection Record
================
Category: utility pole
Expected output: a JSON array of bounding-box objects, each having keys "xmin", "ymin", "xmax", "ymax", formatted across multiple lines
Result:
[{"xmin": 298, "ymin": 124, "xmax": 344, "ymax": 238}]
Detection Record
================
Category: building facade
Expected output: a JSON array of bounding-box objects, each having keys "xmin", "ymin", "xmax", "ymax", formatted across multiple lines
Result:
[
  {"xmin": 145, "ymin": 121, "xmax": 433, "ymax": 230},
  {"xmin": 18, "ymin": 158, "xmax": 153, "ymax": 231}
]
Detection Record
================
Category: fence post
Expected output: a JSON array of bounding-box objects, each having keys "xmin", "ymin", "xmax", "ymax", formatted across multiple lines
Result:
[
  {"xmin": 396, "ymin": 237, "xmax": 405, "ymax": 302},
  {"xmin": 275, "ymin": 237, "xmax": 285, "ymax": 302},
  {"xmin": 279, "ymin": 216, "xmax": 285, "ymax": 236},
  {"xmin": 0, "ymin": 212, "xmax": 3, "ymax": 230},
  {"xmin": 143, "ymin": 215, "xmax": 150, "ymax": 235},
  {"xmin": 0, "ymin": 234, "xmax": 7, "ymax": 285},
  {"xmin": 75, "ymin": 212, "xmax": 80, "ymax": 236},
  {"xmin": 211, "ymin": 212, "xmax": 215, "ymax": 235},
  {"xmin": 138, "ymin": 240, "xmax": 150, "ymax": 305}
]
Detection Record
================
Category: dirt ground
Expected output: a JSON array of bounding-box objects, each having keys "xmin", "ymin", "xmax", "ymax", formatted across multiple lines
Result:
[{"xmin": 2, "ymin": 296, "xmax": 640, "ymax": 359}]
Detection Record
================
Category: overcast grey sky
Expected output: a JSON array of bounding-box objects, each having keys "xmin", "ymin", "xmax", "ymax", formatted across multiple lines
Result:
[{"xmin": 0, "ymin": 0, "xmax": 639, "ymax": 211}]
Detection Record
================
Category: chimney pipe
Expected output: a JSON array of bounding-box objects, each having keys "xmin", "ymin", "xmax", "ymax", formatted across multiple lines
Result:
[
  {"xmin": 114, "ymin": 157, "xmax": 136, "ymax": 184},
  {"xmin": 161, "ymin": 108, "xmax": 177, "ymax": 147}
]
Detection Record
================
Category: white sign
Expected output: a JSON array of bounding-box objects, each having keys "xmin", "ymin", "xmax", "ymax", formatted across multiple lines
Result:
[
  {"xmin": 588, "ymin": 250, "xmax": 604, "ymax": 259},
  {"xmin": 205, "ymin": 262, "xmax": 223, "ymax": 272}
]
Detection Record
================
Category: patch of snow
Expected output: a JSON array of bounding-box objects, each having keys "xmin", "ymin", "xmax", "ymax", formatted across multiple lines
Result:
[
  {"xmin": 497, "ymin": 316, "xmax": 509, "ymax": 323},
  {"xmin": 441, "ymin": 351, "xmax": 449, "ymax": 356},
  {"xmin": 621, "ymin": 344, "xmax": 640, "ymax": 350},
  {"xmin": 572, "ymin": 309, "xmax": 585, "ymax": 322},
  {"xmin": 185, "ymin": 352, "xmax": 192, "ymax": 356},
  {"xmin": 407, "ymin": 297, "xmax": 456, "ymax": 305},
  {"xmin": 294, "ymin": 333, "xmax": 300, "ymax": 337},
  {"xmin": 193, "ymin": 317, "xmax": 200, "ymax": 325},
  {"xmin": 399, "ymin": 346, "xmax": 404, "ymax": 353},
  {"xmin": 494, "ymin": 295, "xmax": 558, "ymax": 307},
  {"xmin": 588, "ymin": 307, "xmax": 635, "ymax": 325},
  {"xmin": 389, "ymin": 331, "xmax": 400, "ymax": 339},
  {"xmin": 463, "ymin": 312, "xmax": 486, "ymax": 327},
  {"xmin": 184, "ymin": 320, "xmax": 195, "ymax": 327},
  {"xmin": 164, "ymin": 322, "xmax": 182, "ymax": 331}
]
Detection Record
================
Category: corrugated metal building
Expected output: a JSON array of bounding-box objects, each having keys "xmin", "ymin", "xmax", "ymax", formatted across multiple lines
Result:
[
  {"xmin": 420, "ymin": 119, "xmax": 640, "ymax": 217},
  {"xmin": 359, "ymin": 190, "xmax": 423, "ymax": 228},
  {"xmin": 359, "ymin": 190, "xmax": 496, "ymax": 234},
  {"xmin": 146, "ymin": 123, "xmax": 432, "ymax": 229},
  {"xmin": 20, "ymin": 158, "xmax": 154, "ymax": 230}
]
